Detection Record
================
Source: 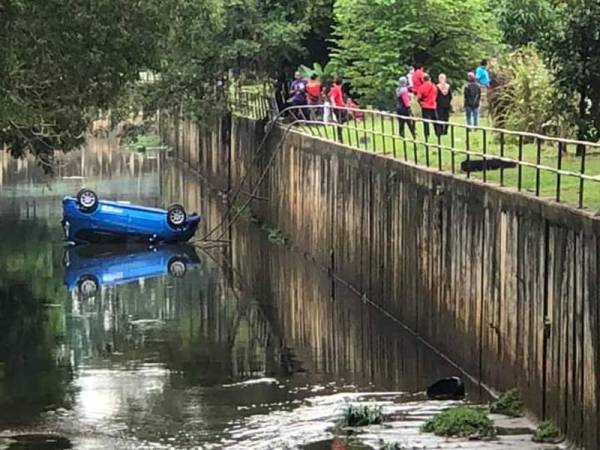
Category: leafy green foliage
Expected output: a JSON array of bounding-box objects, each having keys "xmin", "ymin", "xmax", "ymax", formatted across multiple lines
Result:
[
  {"xmin": 299, "ymin": 62, "xmax": 339, "ymax": 82},
  {"xmin": 422, "ymin": 406, "xmax": 496, "ymax": 439},
  {"xmin": 532, "ymin": 421, "xmax": 562, "ymax": 443},
  {"xmin": 488, "ymin": 47, "xmax": 574, "ymax": 138},
  {"xmin": 1, "ymin": 0, "xmax": 334, "ymax": 158},
  {"xmin": 489, "ymin": 389, "xmax": 525, "ymax": 417},
  {"xmin": 339, "ymin": 404, "xmax": 384, "ymax": 427},
  {"xmin": 144, "ymin": 0, "xmax": 334, "ymax": 121},
  {"xmin": 542, "ymin": 0, "xmax": 600, "ymax": 142},
  {"xmin": 0, "ymin": 0, "xmax": 161, "ymax": 161},
  {"xmin": 331, "ymin": 0, "xmax": 500, "ymax": 107},
  {"xmin": 495, "ymin": 0, "xmax": 558, "ymax": 49}
]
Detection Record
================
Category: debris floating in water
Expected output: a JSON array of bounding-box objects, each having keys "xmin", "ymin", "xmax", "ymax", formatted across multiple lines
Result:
[{"xmin": 222, "ymin": 378, "xmax": 279, "ymax": 388}]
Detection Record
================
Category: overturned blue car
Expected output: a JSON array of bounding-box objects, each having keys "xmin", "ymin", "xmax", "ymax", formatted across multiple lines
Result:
[
  {"xmin": 63, "ymin": 243, "xmax": 201, "ymax": 296},
  {"xmin": 63, "ymin": 189, "xmax": 200, "ymax": 244}
]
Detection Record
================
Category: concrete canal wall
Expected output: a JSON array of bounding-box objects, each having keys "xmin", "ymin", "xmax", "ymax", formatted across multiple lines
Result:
[{"xmin": 160, "ymin": 114, "xmax": 600, "ymax": 449}]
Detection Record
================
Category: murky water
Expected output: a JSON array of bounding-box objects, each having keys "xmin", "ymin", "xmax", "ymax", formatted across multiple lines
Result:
[{"xmin": 0, "ymin": 141, "xmax": 481, "ymax": 449}]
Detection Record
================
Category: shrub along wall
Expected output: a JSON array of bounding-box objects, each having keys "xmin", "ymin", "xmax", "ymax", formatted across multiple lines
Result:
[{"xmin": 160, "ymin": 114, "xmax": 600, "ymax": 449}]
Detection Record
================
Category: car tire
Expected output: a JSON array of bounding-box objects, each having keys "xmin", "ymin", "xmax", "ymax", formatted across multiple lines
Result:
[
  {"xmin": 168, "ymin": 257, "xmax": 187, "ymax": 278},
  {"xmin": 77, "ymin": 188, "xmax": 98, "ymax": 212},
  {"xmin": 167, "ymin": 204, "xmax": 187, "ymax": 228},
  {"xmin": 77, "ymin": 275, "xmax": 99, "ymax": 297}
]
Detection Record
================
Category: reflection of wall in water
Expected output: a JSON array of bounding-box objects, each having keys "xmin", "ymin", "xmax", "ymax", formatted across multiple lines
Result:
[
  {"xmin": 161, "ymin": 159, "xmax": 475, "ymax": 394},
  {"xmin": 0, "ymin": 136, "xmax": 160, "ymax": 187}
]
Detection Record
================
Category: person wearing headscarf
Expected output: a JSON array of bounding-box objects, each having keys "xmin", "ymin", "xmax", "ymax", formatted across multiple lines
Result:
[
  {"xmin": 436, "ymin": 73, "xmax": 452, "ymax": 135},
  {"xmin": 395, "ymin": 76, "xmax": 416, "ymax": 138},
  {"xmin": 464, "ymin": 71, "xmax": 481, "ymax": 127}
]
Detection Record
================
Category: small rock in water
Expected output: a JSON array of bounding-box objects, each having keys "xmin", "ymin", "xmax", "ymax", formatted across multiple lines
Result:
[{"xmin": 426, "ymin": 376, "xmax": 465, "ymax": 400}]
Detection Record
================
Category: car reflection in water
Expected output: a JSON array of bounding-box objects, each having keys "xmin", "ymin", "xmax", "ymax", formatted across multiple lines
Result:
[{"xmin": 63, "ymin": 243, "xmax": 201, "ymax": 296}]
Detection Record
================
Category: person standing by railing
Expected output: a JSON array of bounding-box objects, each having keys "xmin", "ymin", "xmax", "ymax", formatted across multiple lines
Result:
[
  {"xmin": 475, "ymin": 59, "xmax": 490, "ymax": 115},
  {"xmin": 306, "ymin": 74, "xmax": 323, "ymax": 120},
  {"xmin": 396, "ymin": 77, "xmax": 416, "ymax": 138},
  {"xmin": 287, "ymin": 71, "xmax": 307, "ymax": 120},
  {"xmin": 436, "ymin": 74, "xmax": 452, "ymax": 136},
  {"xmin": 416, "ymin": 73, "xmax": 438, "ymax": 139},
  {"xmin": 329, "ymin": 78, "xmax": 347, "ymax": 123},
  {"xmin": 464, "ymin": 72, "xmax": 481, "ymax": 127}
]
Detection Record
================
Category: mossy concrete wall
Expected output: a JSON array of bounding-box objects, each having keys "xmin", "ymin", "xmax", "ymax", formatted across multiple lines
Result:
[{"xmin": 161, "ymin": 114, "xmax": 600, "ymax": 449}]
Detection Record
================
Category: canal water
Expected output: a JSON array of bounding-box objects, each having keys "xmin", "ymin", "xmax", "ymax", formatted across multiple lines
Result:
[{"xmin": 0, "ymin": 140, "xmax": 479, "ymax": 449}]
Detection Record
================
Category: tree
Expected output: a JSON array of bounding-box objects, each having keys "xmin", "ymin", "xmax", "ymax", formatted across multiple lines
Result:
[
  {"xmin": 488, "ymin": 47, "xmax": 573, "ymax": 138},
  {"xmin": 495, "ymin": 0, "xmax": 558, "ymax": 49},
  {"xmin": 0, "ymin": 0, "xmax": 161, "ymax": 162},
  {"xmin": 544, "ymin": 0, "xmax": 600, "ymax": 146},
  {"xmin": 140, "ymin": 0, "xmax": 334, "ymax": 120},
  {"xmin": 331, "ymin": 0, "xmax": 500, "ymax": 107}
]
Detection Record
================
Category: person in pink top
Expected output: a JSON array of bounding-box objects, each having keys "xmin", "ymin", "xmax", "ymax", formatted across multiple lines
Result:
[{"xmin": 395, "ymin": 76, "xmax": 415, "ymax": 138}]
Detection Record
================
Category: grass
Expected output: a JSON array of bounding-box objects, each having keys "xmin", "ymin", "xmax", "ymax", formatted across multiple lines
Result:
[
  {"xmin": 338, "ymin": 404, "xmax": 384, "ymax": 427},
  {"xmin": 296, "ymin": 112, "xmax": 600, "ymax": 211},
  {"xmin": 532, "ymin": 421, "xmax": 562, "ymax": 443},
  {"xmin": 489, "ymin": 389, "xmax": 525, "ymax": 417},
  {"xmin": 422, "ymin": 405, "xmax": 496, "ymax": 439}
]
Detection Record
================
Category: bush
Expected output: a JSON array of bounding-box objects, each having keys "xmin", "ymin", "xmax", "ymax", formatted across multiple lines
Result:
[
  {"xmin": 489, "ymin": 389, "xmax": 525, "ymax": 417},
  {"xmin": 422, "ymin": 406, "xmax": 496, "ymax": 439},
  {"xmin": 532, "ymin": 421, "xmax": 562, "ymax": 443},
  {"xmin": 338, "ymin": 404, "xmax": 384, "ymax": 427},
  {"xmin": 489, "ymin": 47, "xmax": 577, "ymax": 139}
]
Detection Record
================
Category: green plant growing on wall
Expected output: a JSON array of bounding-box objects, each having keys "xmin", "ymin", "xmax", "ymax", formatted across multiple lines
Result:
[
  {"xmin": 422, "ymin": 406, "xmax": 496, "ymax": 439},
  {"xmin": 532, "ymin": 421, "xmax": 562, "ymax": 443},
  {"xmin": 489, "ymin": 389, "xmax": 525, "ymax": 417}
]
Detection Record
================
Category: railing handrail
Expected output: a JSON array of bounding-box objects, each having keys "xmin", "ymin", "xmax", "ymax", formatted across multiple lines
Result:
[
  {"xmin": 274, "ymin": 104, "xmax": 600, "ymax": 150},
  {"xmin": 230, "ymin": 91, "xmax": 600, "ymax": 210}
]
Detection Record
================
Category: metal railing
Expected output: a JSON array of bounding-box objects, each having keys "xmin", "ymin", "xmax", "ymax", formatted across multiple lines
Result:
[
  {"xmin": 232, "ymin": 91, "xmax": 600, "ymax": 211},
  {"xmin": 229, "ymin": 85, "xmax": 272, "ymax": 121}
]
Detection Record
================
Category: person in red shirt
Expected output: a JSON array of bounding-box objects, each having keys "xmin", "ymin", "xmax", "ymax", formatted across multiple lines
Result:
[
  {"xmin": 305, "ymin": 74, "xmax": 323, "ymax": 120},
  {"xmin": 329, "ymin": 78, "xmax": 346, "ymax": 122},
  {"xmin": 411, "ymin": 63, "xmax": 425, "ymax": 92},
  {"xmin": 306, "ymin": 74, "xmax": 323, "ymax": 105},
  {"xmin": 416, "ymin": 73, "xmax": 438, "ymax": 139}
]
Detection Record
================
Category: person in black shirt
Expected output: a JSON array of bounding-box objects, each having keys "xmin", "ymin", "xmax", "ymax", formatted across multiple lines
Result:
[
  {"xmin": 464, "ymin": 72, "xmax": 481, "ymax": 127},
  {"xmin": 436, "ymin": 73, "xmax": 452, "ymax": 136}
]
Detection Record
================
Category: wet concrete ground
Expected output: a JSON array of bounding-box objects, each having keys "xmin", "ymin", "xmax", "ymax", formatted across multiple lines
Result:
[{"xmin": 0, "ymin": 143, "xmax": 563, "ymax": 449}]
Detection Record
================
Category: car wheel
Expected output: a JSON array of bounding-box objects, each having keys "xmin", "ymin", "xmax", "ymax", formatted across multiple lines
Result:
[
  {"xmin": 167, "ymin": 204, "xmax": 187, "ymax": 228},
  {"xmin": 78, "ymin": 275, "xmax": 99, "ymax": 297},
  {"xmin": 77, "ymin": 188, "xmax": 98, "ymax": 212},
  {"xmin": 168, "ymin": 258, "xmax": 187, "ymax": 278}
]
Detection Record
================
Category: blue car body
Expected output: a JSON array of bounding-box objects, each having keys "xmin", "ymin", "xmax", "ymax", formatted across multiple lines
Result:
[
  {"xmin": 63, "ymin": 196, "xmax": 200, "ymax": 244},
  {"xmin": 63, "ymin": 243, "xmax": 201, "ymax": 293}
]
